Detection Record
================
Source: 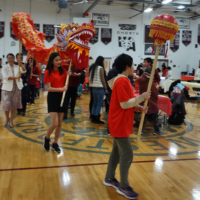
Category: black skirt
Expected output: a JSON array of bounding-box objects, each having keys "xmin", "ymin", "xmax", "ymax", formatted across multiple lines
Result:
[{"xmin": 47, "ymin": 92, "xmax": 67, "ymax": 113}]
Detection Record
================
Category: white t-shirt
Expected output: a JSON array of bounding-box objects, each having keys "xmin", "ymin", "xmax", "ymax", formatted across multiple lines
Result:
[
  {"xmin": 41, "ymin": 65, "xmax": 46, "ymax": 74},
  {"xmin": 167, "ymin": 70, "xmax": 172, "ymax": 80}
]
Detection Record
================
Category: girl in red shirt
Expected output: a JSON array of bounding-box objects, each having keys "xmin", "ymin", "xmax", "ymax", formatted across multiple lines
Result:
[
  {"xmin": 134, "ymin": 68, "xmax": 143, "ymax": 92},
  {"xmin": 43, "ymin": 52, "xmax": 71, "ymax": 153},
  {"xmin": 162, "ymin": 64, "xmax": 168, "ymax": 77},
  {"xmin": 103, "ymin": 54, "xmax": 150, "ymax": 199}
]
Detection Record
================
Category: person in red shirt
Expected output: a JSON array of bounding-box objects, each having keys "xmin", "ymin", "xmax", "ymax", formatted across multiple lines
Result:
[
  {"xmin": 26, "ymin": 58, "xmax": 40, "ymax": 105},
  {"xmin": 43, "ymin": 52, "xmax": 71, "ymax": 153},
  {"xmin": 63, "ymin": 62, "xmax": 82, "ymax": 119},
  {"xmin": 143, "ymin": 57, "xmax": 160, "ymax": 85},
  {"xmin": 103, "ymin": 54, "xmax": 150, "ymax": 199},
  {"xmin": 162, "ymin": 64, "xmax": 168, "ymax": 77},
  {"xmin": 134, "ymin": 68, "xmax": 143, "ymax": 92}
]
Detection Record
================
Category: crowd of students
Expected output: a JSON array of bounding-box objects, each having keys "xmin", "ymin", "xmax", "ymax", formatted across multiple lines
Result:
[
  {"xmin": 0, "ymin": 52, "xmax": 171, "ymax": 199},
  {"xmin": 0, "ymin": 54, "xmax": 46, "ymax": 126},
  {"xmin": 89, "ymin": 57, "xmax": 173, "ymax": 136}
]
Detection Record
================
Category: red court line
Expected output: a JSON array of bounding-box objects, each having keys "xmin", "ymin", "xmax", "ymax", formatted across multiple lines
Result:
[{"xmin": 0, "ymin": 158, "xmax": 199, "ymax": 172}]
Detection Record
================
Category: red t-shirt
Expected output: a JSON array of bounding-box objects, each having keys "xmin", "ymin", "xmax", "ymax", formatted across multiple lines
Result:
[
  {"xmin": 134, "ymin": 79, "xmax": 139, "ymax": 91},
  {"xmin": 28, "ymin": 66, "xmax": 40, "ymax": 85},
  {"xmin": 64, "ymin": 65, "xmax": 82, "ymax": 87},
  {"xmin": 108, "ymin": 77, "xmax": 134, "ymax": 138},
  {"xmin": 43, "ymin": 68, "xmax": 67, "ymax": 92},
  {"xmin": 162, "ymin": 69, "xmax": 168, "ymax": 77},
  {"xmin": 35, "ymin": 78, "xmax": 40, "ymax": 89}
]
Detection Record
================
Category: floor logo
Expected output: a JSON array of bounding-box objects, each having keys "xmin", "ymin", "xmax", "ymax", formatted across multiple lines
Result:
[{"xmin": 10, "ymin": 106, "xmax": 200, "ymax": 156}]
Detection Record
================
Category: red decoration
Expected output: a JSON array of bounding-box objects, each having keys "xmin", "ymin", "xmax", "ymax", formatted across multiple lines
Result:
[
  {"xmin": 149, "ymin": 14, "xmax": 179, "ymax": 47},
  {"xmin": 85, "ymin": 12, "xmax": 89, "ymax": 17},
  {"xmin": 11, "ymin": 12, "xmax": 95, "ymax": 69},
  {"xmin": 164, "ymin": 43, "xmax": 168, "ymax": 58},
  {"xmin": 91, "ymin": 20, "xmax": 94, "ymax": 24}
]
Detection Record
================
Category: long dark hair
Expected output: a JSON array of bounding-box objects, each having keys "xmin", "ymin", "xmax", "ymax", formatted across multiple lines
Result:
[
  {"xmin": 26, "ymin": 58, "xmax": 36, "ymax": 69},
  {"xmin": 162, "ymin": 63, "xmax": 166, "ymax": 70},
  {"xmin": 89, "ymin": 56, "xmax": 105, "ymax": 82},
  {"xmin": 46, "ymin": 52, "xmax": 63, "ymax": 76}
]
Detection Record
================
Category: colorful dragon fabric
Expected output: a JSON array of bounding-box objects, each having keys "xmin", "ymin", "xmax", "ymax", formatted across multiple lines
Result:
[{"xmin": 11, "ymin": 12, "xmax": 95, "ymax": 68}]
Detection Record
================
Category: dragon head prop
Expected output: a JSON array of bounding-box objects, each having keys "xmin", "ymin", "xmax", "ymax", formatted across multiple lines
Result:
[
  {"xmin": 11, "ymin": 12, "xmax": 95, "ymax": 69},
  {"xmin": 56, "ymin": 23, "xmax": 95, "ymax": 68}
]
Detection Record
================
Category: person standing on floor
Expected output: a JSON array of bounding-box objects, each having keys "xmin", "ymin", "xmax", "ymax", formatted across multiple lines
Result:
[
  {"xmin": 63, "ymin": 62, "xmax": 82, "ymax": 119},
  {"xmin": 103, "ymin": 53, "xmax": 150, "ymax": 199},
  {"xmin": 2, "ymin": 53, "xmax": 26, "ymax": 127},
  {"xmin": 26, "ymin": 58, "xmax": 40, "ymax": 105},
  {"xmin": 143, "ymin": 57, "xmax": 160, "ymax": 86},
  {"xmin": 43, "ymin": 52, "xmax": 71, "ymax": 153},
  {"xmin": 89, "ymin": 56, "xmax": 107, "ymax": 124},
  {"xmin": 16, "ymin": 53, "xmax": 29, "ymax": 116},
  {"xmin": 106, "ymin": 62, "xmax": 118, "ymax": 135},
  {"xmin": 162, "ymin": 64, "xmax": 168, "ymax": 77},
  {"xmin": 166, "ymin": 67, "xmax": 172, "ymax": 80},
  {"xmin": 39, "ymin": 62, "xmax": 46, "ymax": 90},
  {"xmin": 139, "ymin": 67, "xmax": 160, "ymax": 135}
]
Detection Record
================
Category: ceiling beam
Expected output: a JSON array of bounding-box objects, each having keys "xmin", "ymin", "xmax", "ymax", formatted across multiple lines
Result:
[
  {"xmin": 130, "ymin": 3, "xmax": 138, "ymax": 7},
  {"xmin": 107, "ymin": 0, "xmax": 113, "ymax": 4},
  {"xmin": 83, "ymin": 0, "xmax": 101, "ymax": 16},
  {"xmin": 131, "ymin": 7, "xmax": 142, "ymax": 12},
  {"xmin": 113, "ymin": 0, "xmax": 200, "ymax": 7},
  {"xmin": 129, "ymin": 4, "xmax": 150, "ymax": 19}
]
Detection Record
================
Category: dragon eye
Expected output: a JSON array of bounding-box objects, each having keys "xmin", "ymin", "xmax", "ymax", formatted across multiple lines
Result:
[{"xmin": 72, "ymin": 28, "xmax": 76, "ymax": 31}]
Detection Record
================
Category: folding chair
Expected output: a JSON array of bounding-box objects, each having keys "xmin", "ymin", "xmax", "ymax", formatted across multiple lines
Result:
[{"xmin": 192, "ymin": 87, "xmax": 200, "ymax": 108}]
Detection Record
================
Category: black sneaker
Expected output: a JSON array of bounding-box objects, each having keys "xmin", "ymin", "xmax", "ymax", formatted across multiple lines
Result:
[
  {"xmin": 103, "ymin": 178, "xmax": 119, "ymax": 189},
  {"xmin": 43, "ymin": 137, "xmax": 50, "ymax": 151},
  {"xmin": 22, "ymin": 113, "xmax": 25, "ymax": 116},
  {"xmin": 71, "ymin": 113, "xmax": 75, "ymax": 117},
  {"xmin": 117, "ymin": 186, "xmax": 138, "ymax": 199},
  {"xmin": 52, "ymin": 143, "xmax": 61, "ymax": 153},
  {"xmin": 17, "ymin": 112, "xmax": 21, "ymax": 115},
  {"xmin": 154, "ymin": 129, "xmax": 161, "ymax": 135}
]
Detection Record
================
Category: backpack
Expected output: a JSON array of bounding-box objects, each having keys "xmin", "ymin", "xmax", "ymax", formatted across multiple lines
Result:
[
  {"xmin": 168, "ymin": 109, "xmax": 185, "ymax": 125},
  {"xmin": 80, "ymin": 71, "xmax": 85, "ymax": 84}
]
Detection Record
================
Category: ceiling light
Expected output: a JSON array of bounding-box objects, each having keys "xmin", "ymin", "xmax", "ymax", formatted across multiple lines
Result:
[
  {"xmin": 144, "ymin": 8, "xmax": 153, "ymax": 12},
  {"xmin": 177, "ymin": 5, "xmax": 185, "ymax": 9},
  {"xmin": 162, "ymin": 0, "xmax": 172, "ymax": 4}
]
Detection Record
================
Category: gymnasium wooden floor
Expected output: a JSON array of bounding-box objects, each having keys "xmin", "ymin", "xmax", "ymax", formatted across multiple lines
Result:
[{"xmin": 0, "ymin": 91, "xmax": 200, "ymax": 200}]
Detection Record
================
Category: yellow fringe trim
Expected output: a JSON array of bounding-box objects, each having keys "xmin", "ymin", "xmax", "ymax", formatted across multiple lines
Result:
[{"xmin": 149, "ymin": 29, "xmax": 176, "ymax": 42}]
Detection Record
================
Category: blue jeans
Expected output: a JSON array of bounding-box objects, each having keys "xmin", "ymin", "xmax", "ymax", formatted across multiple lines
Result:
[
  {"xmin": 41, "ymin": 74, "xmax": 44, "ymax": 89},
  {"xmin": 91, "ymin": 87, "xmax": 104, "ymax": 116}
]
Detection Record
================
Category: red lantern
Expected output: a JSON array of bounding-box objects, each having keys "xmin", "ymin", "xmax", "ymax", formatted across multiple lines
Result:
[
  {"xmin": 149, "ymin": 14, "xmax": 179, "ymax": 47},
  {"xmin": 85, "ymin": 12, "xmax": 89, "ymax": 17},
  {"xmin": 91, "ymin": 20, "xmax": 94, "ymax": 24}
]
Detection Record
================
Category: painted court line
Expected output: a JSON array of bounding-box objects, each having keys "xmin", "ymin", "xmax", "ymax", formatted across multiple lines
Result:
[{"xmin": 0, "ymin": 158, "xmax": 200, "ymax": 172}]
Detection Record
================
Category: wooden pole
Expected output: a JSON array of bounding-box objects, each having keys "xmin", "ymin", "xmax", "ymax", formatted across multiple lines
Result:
[
  {"xmin": 60, "ymin": 60, "xmax": 72, "ymax": 107},
  {"xmin": 18, "ymin": 34, "xmax": 21, "ymax": 82},
  {"xmin": 136, "ymin": 46, "xmax": 160, "ymax": 144}
]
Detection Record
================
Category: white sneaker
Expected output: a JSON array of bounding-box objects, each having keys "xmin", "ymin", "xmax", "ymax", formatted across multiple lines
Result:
[{"xmin": 31, "ymin": 103, "xmax": 34, "ymax": 106}]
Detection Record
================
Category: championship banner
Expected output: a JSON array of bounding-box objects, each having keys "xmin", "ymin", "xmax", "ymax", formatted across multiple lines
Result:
[
  {"xmin": 144, "ymin": 25, "xmax": 154, "ymax": 43},
  {"xmin": 170, "ymin": 30, "xmax": 180, "ymax": 52},
  {"xmin": 10, "ymin": 22, "xmax": 18, "ymax": 40},
  {"xmin": 101, "ymin": 28, "xmax": 112, "ymax": 45},
  {"xmin": 0, "ymin": 22, "xmax": 5, "ymax": 39},
  {"xmin": 43, "ymin": 24, "xmax": 55, "ymax": 42},
  {"xmin": 34, "ymin": 23, "xmax": 40, "ymax": 31},
  {"xmin": 89, "ymin": 27, "xmax": 99, "ymax": 44},
  {"xmin": 182, "ymin": 30, "xmax": 191, "ymax": 46}
]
